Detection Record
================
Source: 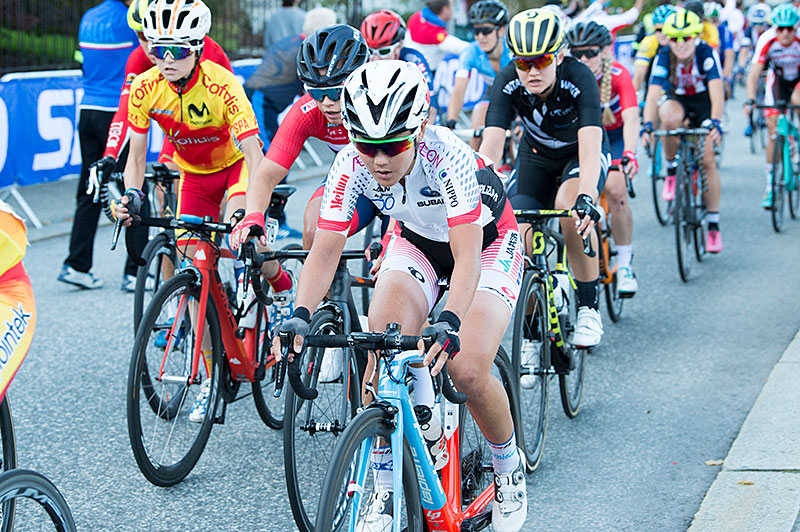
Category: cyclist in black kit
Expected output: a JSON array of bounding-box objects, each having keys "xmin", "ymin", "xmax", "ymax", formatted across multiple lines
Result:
[{"xmin": 480, "ymin": 8, "xmax": 610, "ymax": 348}]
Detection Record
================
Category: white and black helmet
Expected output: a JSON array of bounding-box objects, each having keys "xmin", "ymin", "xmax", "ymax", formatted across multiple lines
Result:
[
  {"xmin": 341, "ymin": 61, "xmax": 430, "ymax": 139},
  {"xmin": 142, "ymin": 0, "xmax": 210, "ymax": 48}
]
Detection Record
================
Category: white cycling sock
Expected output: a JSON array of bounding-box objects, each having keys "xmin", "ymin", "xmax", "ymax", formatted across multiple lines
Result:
[
  {"xmin": 370, "ymin": 445, "xmax": 393, "ymax": 491},
  {"xmin": 616, "ymin": 244, "xmax": 633, "ymax": 270},
  {"xmin": 766, "ymin": 164, "xmax": 773, "ymax": 190},
  {"xmin": 409, "ymin": 363, "xmax": 434, "ymax": 408},
  {"xmin": 487, "ymin": 431, "xmax": 519, "ymax": 475}
]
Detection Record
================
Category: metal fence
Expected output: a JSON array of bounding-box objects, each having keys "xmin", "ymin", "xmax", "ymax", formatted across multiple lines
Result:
[{"xmin": 0, "ymin": 0, "xmax": 364, "ymax": 75}]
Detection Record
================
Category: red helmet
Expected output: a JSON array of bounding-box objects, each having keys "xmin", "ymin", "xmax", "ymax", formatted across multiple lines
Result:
[{"xmin": 360, "ymin": 9, "xmax": 406, "ymax": 49}]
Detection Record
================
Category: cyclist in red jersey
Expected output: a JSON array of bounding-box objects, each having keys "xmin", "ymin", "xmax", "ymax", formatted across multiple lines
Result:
[
  {"xmin": 230, "ymin": 25, "xmax": 375, "ymax": 250},
  {"xmin": 566, "ymin": 22, "xmax": 639, "ymax": 296}
]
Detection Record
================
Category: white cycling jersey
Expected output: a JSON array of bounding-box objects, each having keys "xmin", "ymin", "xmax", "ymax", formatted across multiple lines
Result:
[{"xmin": 318, "ymin": 125, "xmax": 505, "ymax": 242}]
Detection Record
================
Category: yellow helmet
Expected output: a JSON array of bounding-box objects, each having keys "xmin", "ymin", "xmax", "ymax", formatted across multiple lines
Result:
[
  {"xmin": 127, "ymin": 0, "xmax": 152, "ymax": 33},
  {"xmin": 662, "ymin": 8, "xmax": 703, "ymax": 39},
  {"xmin": 506, "ymin": 9, "xmax": 564, "ymax": 57}
]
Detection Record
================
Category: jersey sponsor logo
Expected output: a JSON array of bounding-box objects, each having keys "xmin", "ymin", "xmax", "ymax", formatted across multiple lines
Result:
[
  {"xmin": 300, "ymin": 100, "xmax": 317, "ymax": 113},
  {"xmin": 151, "ymin": 108, "xmax": 173, "ymax": 116},
  {"xmin": 560, "ymin": 79, "xmax": 581, "ymax": 98},
  {"xmin": 131, "ymin": 76, "xmax": 161, "ymax": 107},
  {"xmin": 375, "ymin": 196, "xmax": 396, "ymax": 211},
  {"xmin": 200, "ymin": 73, "xmax": 243, "ymax": 114},
  {"xmin": 443, "ymin": 177, "xmax": 458, "ymax": 208},
  {"xmin": 187, "ymin": 102, "xmax": 210, "ymax": 120},
  {"xmin": 106, "ymin": 120, "xmax": 124, "ymax": 149},
  {"xmin": 479, "ymin": 182, "xmax": 500, "ymax": 204},
  {"xmin": 652, "ymin": 65, "xmax": 668, "ymax": 78},
  {"xmin": 419, "ymin": 186, "xmax": 441, "ymax": 198},
  {"xmin": 231, "ymin": 118, "xmax": 254, "ymax": 137},
  {"xmin": 0, "ymin": 303, "xmax": 32, "ymax": 366},
  {"xmin": 330, "ymin": 173, "xmax": 351, "ymax": 210},
  {"xmin": 503, "ymin": 79, "xmax": 523, "ymax": 95},
  {"xmin": 417, "ymin": 198, "xmax": 444, "ymax": 207},
  {"xmin": 419, "ymin": 142, "xmax": 443, "ymax": 167},
  {"xmin": 125, "ymin": 72, "xmax": 137, "ymax": 86},
  {"xmin": 407, "ymin": 266, "xmax": 426, "ymax": 283},
  {"xmin": 703, "ymin": 57, "xmax": 715, "ymax": 71},
  {"xmin": 166, "ymin": 128, "xmax": 220, "ymax": 150}
]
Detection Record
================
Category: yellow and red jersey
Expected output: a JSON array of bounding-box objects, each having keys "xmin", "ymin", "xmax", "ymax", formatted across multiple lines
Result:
[
  {"xmin": 127, "ymin": 60, "xmax": 259, "ymax": 175},
  {"xmin": 0, "ymin": 201, "xmax": 27, "ymax": 282}
]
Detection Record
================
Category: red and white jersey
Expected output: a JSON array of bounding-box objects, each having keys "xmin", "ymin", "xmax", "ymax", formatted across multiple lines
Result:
[
  {"xmin": 599, "ymin": 61, "xmax": 637, "ymax": 131},
  {"xmin": 265, "ymin": 93, "xmax": 348, "ymax": 170},
  {"xmin": 755, "ymin": 33, "xmax": 800, "ymax": 82},
  {"xmin": 318, "ymin": 126, "xmax": 504, "ymax": 242}
]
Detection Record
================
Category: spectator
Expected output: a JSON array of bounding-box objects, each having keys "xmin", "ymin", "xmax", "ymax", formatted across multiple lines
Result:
[
  {"xmin": 263, "ymin": 0, "xmax": 306, "ymax": 50},
  {"xmin": 58, "ymin": 0, "xmax": 139, "ymax": 290},
  {"xmin": 572, "ymin": 0, "xmax": 647, "ymax": 35},
  {"xmin": 405, "ymin": 0, "xmax": 469, "ymax": 70}
]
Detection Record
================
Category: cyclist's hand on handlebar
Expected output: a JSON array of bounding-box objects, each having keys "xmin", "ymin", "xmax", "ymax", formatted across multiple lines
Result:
[
  {"xmin": 640, "ymin": 121, "xmax": 654, "ymax": 148},
  {"xmin": 112, "ymin": 188, "xmax": 144, "ymax": 227},
  {"xmin": 622, "ymin": 151, "xmax": 639, "ymax": 179},
  {"xmin": 572, "ymin": 193, "xmax": 600, "ymax": 237},
  {"xmin": 230, "ymin": 211, "xmax": 267, "ymax": 250},
  {"xmin": 271, "ymin": 315, "xmax": 310, "ymax": 363},
  {"xmin": 743, "ymin": 98, "xmax": 755, "ymax": 118},
  {"xmin": 704, "ymin": 118, "xmax": 723, "ymax": 144},
  {"xmin": 420, "ymin": 311, "xmax": 461, "ymax": 377},
  {"xmin": 86, "ymin": 156, "xmax": 116, "ymax": 202}
]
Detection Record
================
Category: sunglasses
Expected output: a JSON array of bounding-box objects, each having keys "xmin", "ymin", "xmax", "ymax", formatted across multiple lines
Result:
[
  {"xmin": 149, "ymin": 44, "xmax": 193, "ymax": 61},
  {"xmin": 370, "ymin": 42, "xmax": 401, "ymax": 57},
  {"xmin": 654, "ymin": 26, "xmax": 664, "ymax": 32},
  {"xmin": 351, "ymin": 132, "xmax": 417, "ymax": 158},
  {"xmin": 305, "ymin": 85, "xmax": 344, "ymax": 101},
  {"xmin": 513, "ymin": 53, "xmax": 556, "ymax": 71},
  {"xmin": 472, "ymin": 26, "xmax": 497, "ymax": 36},
  {"xmin": 777, "ymin": 26, "xmax": 796, "ymax": 33},
  {"xmin": 571, "ymin": 48, "xmax": 601, "ymax": 59},
  {"xmin": 668, "ymin": 36, "xmax": 695, "ymax": 44}
]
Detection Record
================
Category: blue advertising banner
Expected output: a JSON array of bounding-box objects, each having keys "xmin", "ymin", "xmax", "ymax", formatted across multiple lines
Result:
[
  {"xmin": 432, "ymin": 53, "xmax": 488, "ymax": 112},
  {"xmin": 0, "ymin": 60, "xmax": 259, "ymax": 189}
]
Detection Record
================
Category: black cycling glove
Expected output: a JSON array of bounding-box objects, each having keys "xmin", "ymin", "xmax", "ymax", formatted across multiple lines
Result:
[
  {"xmin": 123, "ymin": 188, "xmax": 145, "ymax": 226},
  {"xmin": 86, "ymin": 156, "xmax": 116, "ymax": 202},
  {"xmin": 278, "ymin": 308, "xmax": 311, "ymax": 353},
  {"xmin": 422, "ymin": 310, "xmax": 461, "ymax": 359},
  {"xmin": 573, "ymin": 193, "xmax": 601, "ymax": 224}
]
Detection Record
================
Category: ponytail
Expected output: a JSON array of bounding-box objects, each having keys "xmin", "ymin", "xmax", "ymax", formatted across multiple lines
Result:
[
  {"xmin": 668, "ymin": 49, "xmax": 679, "ymax": 93},
  {"xmin": 600, "ymin": 53, "xmax": 615, "ymax": 127}
]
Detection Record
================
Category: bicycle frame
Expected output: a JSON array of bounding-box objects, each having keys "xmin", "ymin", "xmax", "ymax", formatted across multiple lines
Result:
[
  {"xmin": 776, "ymin": 113, "xmax": 800, "ymax": 187},
  {"xmin": 351, "ymin": 350, "xmax": 494, "ymax": 532}
]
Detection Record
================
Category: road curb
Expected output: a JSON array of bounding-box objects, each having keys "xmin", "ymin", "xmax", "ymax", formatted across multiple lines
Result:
[{"xmin": 687, "ymin": 329, "xmax": 800, "ymax": 532}]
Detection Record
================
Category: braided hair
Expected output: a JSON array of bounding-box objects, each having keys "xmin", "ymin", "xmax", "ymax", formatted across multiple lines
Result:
[{"xmin": 600, "ymin": 51, "xmax": 615, "ymax": 126}]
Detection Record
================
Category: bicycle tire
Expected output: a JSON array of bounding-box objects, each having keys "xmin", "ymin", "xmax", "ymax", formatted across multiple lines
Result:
[
  {"xmin": 598, "ymin": 224, "xmax": 623, "ymax": 323},
  {"xmin": 133, "ymin": 232, "xmax": 177, "ymax": 334},
  {"xmin": 674, "ymin": 159, "xmax": 694, "ymax": 282},
  {"xmin": 0, "ymin": 398, "xmax": 16, "ymax": 532},
  {"xmin": 510, "ymin": 271, "xmax": 549, "ymax": 473},
  {"xmin": 789, "ymin": 173, "xmax": 800, "ymax": 220},
  {"xmin": 313, "ymin": 407, "xmax": 424, "ymax": 532},
  {"xmin": 650, "ymin": 138, "xmax": 671, "ymax": 226},
  {"xmin": 284, "ymin": 309, "xmax": 360, "ymax": 532},
  {"xmin": 0, "ymin": 470, "xmax": 76, "ymax": 532},
  {"xmin": 558, "ymin": 280, "xmax": 586, "ymax": 419},
  {"xmin": 772, "ymin": 134, "xmax": 786, "ymax": 233},
  {"xmin": 127, "ymin": 272, "xmax": 222, "ymax": 487}
]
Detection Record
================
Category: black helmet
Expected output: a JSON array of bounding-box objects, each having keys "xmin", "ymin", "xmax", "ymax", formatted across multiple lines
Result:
[
  {"xmin": 468, "ymin": 0, "xmax": 510, "ymax": 26},
  {"xmin": 565, "ymin": 21, "xmax": 612, "ymax": 48},
  {"xmin": 296, "ymin": 24, "xmax": 369, "ymax": 87},
  {"xmin": 684, "ymin": 0, "xmax": 705, "ymax": 19}
]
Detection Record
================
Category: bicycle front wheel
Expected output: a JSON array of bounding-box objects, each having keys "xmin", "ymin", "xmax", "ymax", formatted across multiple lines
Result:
[
  {"xmin": 127, "ymin": 272, "xmax": 222, "ymax": 486},
  {"xmin": 772, "ymin": 135, "xmax": 786, "ymax": 233},
  {"xmin": 133, "ymin": 232, "xmax": 177, "ymax": 334},
  {"xmin": 650, "ymin": 138, "xmax": 671, "ymax": 226},
  {"xmin": 674, "ymin": 163, "xmax": 694, "ymax": 282},
  {"xmin": 0, "ymin": 470, "xmax": 75, "ymax": 532},
  {"xmin": 251, "ymin": 302, "xmax": 284, "ymax": 430},
  {"xmin": 0, "ymin": 397, "xmax": 16, "ymax": 532},
  {"xmin": 510, "ymin": 271, "xmax": 549, "ymax": 473},
  {"xmin": 285, "ymin": 309, "xmax": 360, "ymax": 532},
  {"xmin": 598, "ymin": 225, "xmax": 623, "ymax": 323},
  {"xmin": 558, "ymin": 281, "xmax": 586, "ymax": 419},
  {"xmin": 313, "ymin": 407, "xmax": 423, "ymax": 532}
]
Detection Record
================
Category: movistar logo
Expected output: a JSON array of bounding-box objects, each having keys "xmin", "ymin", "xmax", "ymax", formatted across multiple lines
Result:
[{"xmin": 187, "ymin": 102, "xmax": 209, "ymax": 120}]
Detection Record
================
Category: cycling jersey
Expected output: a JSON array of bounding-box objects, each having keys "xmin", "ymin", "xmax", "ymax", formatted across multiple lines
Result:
[
  {"xmin": 127, "ymin": 60, "xmax": 258, "ymax": 175},
  {"xmin": 319, "ymin": 125, "xmax": 505, "ymax": 243},
  {"xmin": 600, "ymin": 61, "xmax": 637, "ymax": 131},
  {"xmin": 399, "ymin": 47, "xmax": 435, "ymax": 92},
  {"xmin": 456, "ymin": 41, "xmax": 512, "ymax": 87},
  {"xmin": 104, "ymin": 36, "xmax": 232, "ymax": 161},
  {"xmin": 635, "ymin": 34, "xmax": 662, "ymax": 67},
  {"xmin": 702, "ymin": 21, "xmax": 721, "ymax": 49},
  {"xmin": 486, "ymin": 56, "xmax": 605, "ymax": 159},
  {"xmin": 650, "ymin": 41, "xmax": 722, "ymax": 96},
  {"xmin": 0, "ymin": 201, "xmax": 26, "ymax": 281},
  {"xmin": 718, "ymin": 22, "xmax": 735, "ymax": 54},
  {"xmin": 755, "ymin": 35, "xmax": 800, "ymax": 81}
]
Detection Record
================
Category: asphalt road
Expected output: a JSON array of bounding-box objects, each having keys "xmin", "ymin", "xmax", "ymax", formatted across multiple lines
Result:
[{"xmin": 8, "ymin": 94, "xmax": 800, "ymax": 532}]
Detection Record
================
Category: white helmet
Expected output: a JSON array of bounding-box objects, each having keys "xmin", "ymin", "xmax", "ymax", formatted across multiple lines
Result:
[
  {"xmin": 341, "ymin": 61, "xmax": 430, "ymax": 139},
  {"xmin": 747, "ymin": 2, "xmax": 772, "ymax": 22},
  {"xmin": 143, "ymin": 0, "xmax": 211, "ymax": 49}
]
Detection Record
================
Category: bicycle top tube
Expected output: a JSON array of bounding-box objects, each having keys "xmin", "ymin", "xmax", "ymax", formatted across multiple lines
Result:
[{"xmin": 653, "ymin": 127, "xmax": 710, "ymax": 137}]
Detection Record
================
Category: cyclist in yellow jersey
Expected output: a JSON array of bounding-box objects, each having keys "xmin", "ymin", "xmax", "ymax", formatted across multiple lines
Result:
[
  {"xmin": 0, "ymin": 200, "xmax": 36, "ymax": 402},
  {"xmin": 633, "ymin": 5, "xmax": 674, "ymax": 91},
  {"xmin": 114, "ymin": 0, "xmax": 293, "ymax": 423}
]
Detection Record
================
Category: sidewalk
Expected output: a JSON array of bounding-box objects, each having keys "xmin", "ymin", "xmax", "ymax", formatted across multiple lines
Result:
[{"xmin": 688, "ymin": 329, "xmax": 800, "ymax": 532}]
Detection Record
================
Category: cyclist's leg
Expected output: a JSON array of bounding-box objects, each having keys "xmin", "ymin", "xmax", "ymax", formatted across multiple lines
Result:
[
  {"xmin": 658, "ymin": 97, "xmax": 686, "ymax": 159},
  {"xmin": 763, "ymin": 73, "xmax": 784, "ymax": 200},
  {"xmin": 605, "ymin": 127, "xmax": 634, "ymax": 282}
]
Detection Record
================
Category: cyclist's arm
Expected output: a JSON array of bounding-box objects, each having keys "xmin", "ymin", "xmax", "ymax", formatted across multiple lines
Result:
[
  {"xmin": 443, "ymin": 222, "xmax": 482, "ymax": 319},
  {"xmin": 240, "ymin": 135, "xmax": 263, "ymax": 191},
  {"xmin": 632, "ymin": 62, "xmax": 649, "ymax": 93},
  {"xmin": 577, "ymin": 126, "xmax": 602, "ymax": 198},
  {"xmin": 447, "ymin": 75, "xmax": 469, "ymax": 123},
  {"xmin": 643, "ymin": 83, "xmax": 663, "ymax": 125},
  {"xmin": 709, "ymin": 78, "xmax": 725, "ymax": 121},
  {"xmin": 293, "ymin": 229, "xmax": 347, "ymax": 312},
  {"xmin": 478, "ymin": 126, "xmax": 507, "ymax": 167},
  {"xmin": 746, "ymin": 61, "xmax": 764, "ymax": 101},
  {"xmin": 723, "ymin": 48, "xmax": 735, "ymax": 79},
  {"xmin": 622, "ymin": 107, "xmax": 639, "ymax": 157},
  {"xmin": 480, "ymin": 66, "xmax": 516, "ymax": 165},
  {"xmin": 122, "ymin": 131, "xmax": 148, "ymax": 192},
  {"xmin": 243, "ymin": 158, "xmax": 289, "ymax": 218}
]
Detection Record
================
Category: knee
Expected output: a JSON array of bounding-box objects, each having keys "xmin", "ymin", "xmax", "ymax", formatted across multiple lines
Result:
[{"xmin": 448, "ymin": 361, "xmax": 483, "ymax": 396}]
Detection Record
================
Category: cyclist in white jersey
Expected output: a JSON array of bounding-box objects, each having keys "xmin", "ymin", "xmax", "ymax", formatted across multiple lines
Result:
[{"xmin": 265, "ymin": 60, "xmax": 527, "ymax": 532}]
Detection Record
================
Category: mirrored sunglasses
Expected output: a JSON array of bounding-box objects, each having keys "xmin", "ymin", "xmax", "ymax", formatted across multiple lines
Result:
[
  {"xmin": 370, "ymin": 43, "xmax": 401, "ymax": 57},
  {"xmin": 351, "ymin": 132, "xmax": 417, "ymax": 158},
  {"xmin": 305, "ymin": 85, "xmax": 344, "ymax": 102},
  {"xmin": 668, "ymin": 35, "xmax": 695, "ymax": 44},
  {"xmin": 513, "ymin": 53, "xmax": 556, "ymax": 71},
  {"xmin": 149, "ymin": 44, "xmax": 193, "ymax": 61},
  {"xmin": 571, "ymin": 48, "xmax": 601, "ymax": 59},
  {"xmin": 777, "ymin": 26, "xmax": 796, "ymax": 33}
]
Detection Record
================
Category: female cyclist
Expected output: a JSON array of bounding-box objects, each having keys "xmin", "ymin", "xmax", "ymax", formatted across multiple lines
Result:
[
  {"xmin": 260, "ymin": 61, "xmax": 528, "ymax": 532},
  {"xmin": 480, "ymin": 9, "xmax": 610, "ymax": 349},
  {"xmin": 633, "ymin": 4, "xmax": 675, "ymax": 92},
  {"xmin": 445, "ymin": 0, "xmax": 511, "ymax": 150},
  {"xmin": 641, "ymin": 8, "xmax": 725, "ymax": 252},
  {"xmin": 567, "ymin": 21, "xmax": 640, "ymax": 297}
]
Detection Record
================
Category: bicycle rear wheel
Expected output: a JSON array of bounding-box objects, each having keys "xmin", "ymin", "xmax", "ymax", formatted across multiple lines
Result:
[
  {"xmin": 598, "ymin": 225, "xmax": 623, "ymax": 322},
  {"xmin": 558, "ymin": 281, "xmax": 586, "ymax": 419},
  {"xmin": 0, "ymin": 397, "xmax": 16, "ymax": 532},
  {"xmin": 127, "ymin": 273, "xmax": 222, "ymax": 486},
  {"xmin": 284, "ymin": 309, "xmax": 361, "ymax": 532},
  {"xmin": 133, "ymin": 232, "xmax": 177, "ymax": 334},
  {"xmin": 674, "ymin": 162, "xmax": 694, "ymax": 282},
  {"xmin": 313, "ymin": 407, "xmax": 423, "ymax": 532},
  {"xmin": 510, "ymin": 271, "xmax": 549, "ymax": 473},
  {"xmin": 772, "ymin": 135, "xmax": 786, "ymax": 233},
  {"xmin": 0, "ymin": 470, "xmax": 76, "ymax": 532},
  {"xmin": 650, "ymin": 138, "xmax": 671, "ymax": 226}
]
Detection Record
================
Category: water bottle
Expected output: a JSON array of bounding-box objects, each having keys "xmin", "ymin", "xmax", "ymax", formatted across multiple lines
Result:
[
  {"xmin": 413, "ymin": 405, "xmax": 449, "ymax": 470},
  {"xmin": 552, "ymin": 272, "xmax": 570, "ymax": 315},
  {"xmin": 237, "ymin": 276, "xmax": 257, "ymax": 329}
]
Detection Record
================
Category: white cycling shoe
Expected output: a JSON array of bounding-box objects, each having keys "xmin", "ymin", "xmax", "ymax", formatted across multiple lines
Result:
[
  {"xmin": 519, "ymin": 340, "xmax": 542, "ymax": 389},
  {"xmin": 356, "ymin": 488, "xmax": 393, "ymax": 532},
  {"xmin": 492, "ymin": 449, "xmax": 527, "ymax": 532},
  {"xmin": 319, "ymin": 347, "xmax": 344, "ymax": 383},
  {"xmin": 188, "ymin": 378, "xmax": 211, "ymax": 423},
  {"xmin": 617, "ymin": 266, "xmax": 638, "ymax": 297},
  {"xmin": 570, "ymin": 307, "xmax": 603, "ymax": 348}
]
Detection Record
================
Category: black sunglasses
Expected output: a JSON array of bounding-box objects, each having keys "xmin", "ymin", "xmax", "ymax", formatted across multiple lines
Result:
[
  {"xmin": 304, "ymin": 85, "xmax": 344, "ymax": 102},
  {"xmin": 571, "ymin": 48, "xmax": 601, "ymax": 59},
  {"xmin": 472, "ymin": 26, "xmax": 497, "ymax": 36}
]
